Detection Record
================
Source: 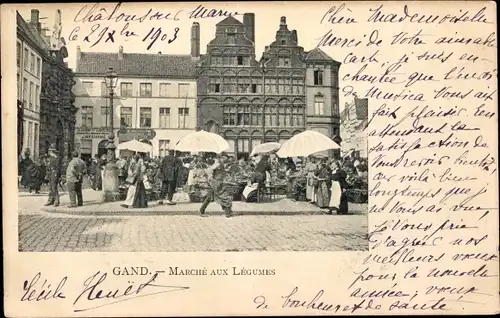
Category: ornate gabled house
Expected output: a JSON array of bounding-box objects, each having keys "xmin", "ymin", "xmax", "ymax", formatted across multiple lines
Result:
[
  {"xmin": 196, "ymin": 14, "xmax": 341, "ymax": 159},
  {"xmin": 340, "ymin": 96, "xmax": 368, "ymax": 159},
  {"xmin": 17, "ymin": 9, "xmax": 77, "ymax": 160}
]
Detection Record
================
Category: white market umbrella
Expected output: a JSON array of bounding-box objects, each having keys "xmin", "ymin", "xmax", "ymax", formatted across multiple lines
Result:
[
  {"xmin": 250, "ymin": 142, "xmax": 281, "ymax": 157},
  {"xmin": 175, "ymin": 130, "xmax": 229, "ymax": 153},
  {"xmin": 117, "ymin": 139, "xmax": 153, "ymax": 153},
  {"xmin": 276, "ymin": 130, "xmax": 340, "ymax": 158}
]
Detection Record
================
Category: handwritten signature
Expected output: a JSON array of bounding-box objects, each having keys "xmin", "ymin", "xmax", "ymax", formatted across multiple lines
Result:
[{"xmin": 21, "ymin": 271, "xmax": 190, "ymax": 313}]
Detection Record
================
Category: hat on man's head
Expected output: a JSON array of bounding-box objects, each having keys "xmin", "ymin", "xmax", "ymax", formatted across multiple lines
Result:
[{"xmin": 72, "ymin": 150, "xmax": 79, "ymax": 158}]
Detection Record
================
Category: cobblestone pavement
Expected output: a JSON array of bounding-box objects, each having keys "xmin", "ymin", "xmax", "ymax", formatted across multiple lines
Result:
[{"xmin": 18, "ymin": 192, "xmax": 368, "ymax": 252}]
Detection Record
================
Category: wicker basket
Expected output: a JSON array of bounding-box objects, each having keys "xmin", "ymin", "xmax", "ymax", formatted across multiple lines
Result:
[{"xmin": 346, "ymin": 189, "xmax": 368, "ymax": 204}]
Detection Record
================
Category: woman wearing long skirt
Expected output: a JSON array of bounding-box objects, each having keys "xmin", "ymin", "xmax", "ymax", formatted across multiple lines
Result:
[
  {"xmin": 328, "ymin": 161, "xmax": 349, "ymax": 214},
  {"xmin": 121, "ymin": 153, "xmax": 148, "ymax": 208},
  {"xmin": 305, "ymin": 157, "xmax": 318, "ymax": 202},
  {"xmin": 315, "ymin": 162, "xmax": 332, "ymax": 208},
  {"xmin": 199, "ymin": 154, "xmax": 233, "ymax": 218}
]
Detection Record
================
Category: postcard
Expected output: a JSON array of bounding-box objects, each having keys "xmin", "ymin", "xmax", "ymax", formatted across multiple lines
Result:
[{"xmin": 1, "ymin": 1, "xmax": 498, "ymax": 316}]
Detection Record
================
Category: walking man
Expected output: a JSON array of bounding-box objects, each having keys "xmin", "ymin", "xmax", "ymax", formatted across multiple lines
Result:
[
  {"xmin": 66, "ymin": 151, "xmax": 86, "ymax": 208},
  {"xmin": 158, "ymin": 149, "xmax": 179, "ymax": 205},
  {"xmin": 44, "ymin": 145, "xmax": 61, "ymax": 207}
]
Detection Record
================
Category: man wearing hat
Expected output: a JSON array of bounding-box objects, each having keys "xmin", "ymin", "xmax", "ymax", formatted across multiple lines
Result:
[
  {"xmin": 66, "ymin": 151, "xmax": 87, "ymax": 207},
  {"xmin": 158, "ymin": 148, "xmax": 181, "ymax": 205},
  {"xmin": 44, "ymin": 144, "xmax": 61, "ymax": 207}
]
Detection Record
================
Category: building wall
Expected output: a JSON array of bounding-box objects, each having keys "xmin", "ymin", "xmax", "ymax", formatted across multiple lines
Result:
[
  {"xmin": 305, "ymin": 63, "xmax": 341, "ymax": 140},
  {"xmin": 17, "ymin": 38, "xmax": 42, "ymax": 158},
  {"xmin": 73, "ymin": 76, "xmax": 197, "ymax": 157},
  {"xmin": 340, "ymin": 101, "xmax": 368, "ymax": 158}
]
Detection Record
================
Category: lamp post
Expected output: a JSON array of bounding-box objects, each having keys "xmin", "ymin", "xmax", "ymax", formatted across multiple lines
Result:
[{"xmin": 101, "ymin": 68, "xmax": 120, "ymax": 202}]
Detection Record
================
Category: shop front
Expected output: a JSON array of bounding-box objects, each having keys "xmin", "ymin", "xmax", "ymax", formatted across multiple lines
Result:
[{"xmin": 75, "ymin": 127, "xmax": 111, "ymax": 162}]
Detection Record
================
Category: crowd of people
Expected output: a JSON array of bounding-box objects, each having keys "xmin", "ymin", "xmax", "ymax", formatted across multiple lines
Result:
[{"xmin": 18, "ymin": 146, "xmax": 368, "ymax": 217}]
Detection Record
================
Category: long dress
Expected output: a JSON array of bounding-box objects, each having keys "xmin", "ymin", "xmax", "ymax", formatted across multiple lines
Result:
[
  {"xmin": 315, "ymin": 167, "xmax": 332, "ymax": 208},
  {"xmin": 328, "ymin": 169, "xmax": 349, "ymax": 214},
  {"xmin": 132, "ymin": 159, "xmax": 148, "ymax": 208},
  {"xmin": 20, "ymin": 157, "xmax": 34, "ymax": 189},
  {"xmin": 305, "ymin": 162, "xmax": 317, "ymax": 201}
]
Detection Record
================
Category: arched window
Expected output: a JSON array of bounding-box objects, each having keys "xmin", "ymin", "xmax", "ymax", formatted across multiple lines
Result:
[{"xmin": 314, "ymin": 94, "xmax": 325, "ymax": 116}]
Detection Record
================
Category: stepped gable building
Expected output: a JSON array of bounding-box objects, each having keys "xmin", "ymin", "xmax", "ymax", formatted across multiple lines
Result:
[
  {"xmin": 196, "ymin": 14, "xmax": 341, "ymax": 158},
  {"xmin": 73, "ymin": 44, "xmax": 199, "ymax": 159},
  {"xmin": 17, "ymin": 9, "xmax": 77, "ymax": 159}
]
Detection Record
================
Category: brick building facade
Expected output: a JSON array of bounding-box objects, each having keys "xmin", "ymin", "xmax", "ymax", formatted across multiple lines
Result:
[{"xmin": 196, "ymin": 14, "xmax": 341, "ymax": 158}]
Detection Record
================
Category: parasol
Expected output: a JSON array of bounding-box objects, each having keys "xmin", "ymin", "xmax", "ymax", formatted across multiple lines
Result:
[
  {"xmin": 117, "ymin": 139, "xmax": 153, "ymax": 153},
  {"xmin": 250, "ymin": 142, "xmax": 281, "ymax": 157},
  {"xmin": 276, "ymin": 130, "xmax": 340, "ymax": 158},
  {"xmin": 175, "ymin": 130, "xmax": 229, "ymax": 153}
]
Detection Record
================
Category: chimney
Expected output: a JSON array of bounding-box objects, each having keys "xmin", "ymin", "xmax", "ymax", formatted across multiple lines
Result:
[
  {"xmin": 118, "ymin": 46, "xmax": 124, "ymax": 60},
  {"xmin": 243, "ymin": 13, "xmax": 255, "ymax": 43},
  {"xmin": 191, "ymin": 22, "xmax": 200, "ymax": 58},
  {"xmin": 76, "ymin": 46, "xmax": 81, "ymax": 71},
  {"xmin": 30, "ymin": 9, "xmax": 40, "ymax": 32},
  {"xmin": 291, "ymin": 30, "xmax": 298, "ymax": 44}
]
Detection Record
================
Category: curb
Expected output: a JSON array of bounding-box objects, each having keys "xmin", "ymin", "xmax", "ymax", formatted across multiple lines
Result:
[{"xmin": 39, "ymin": 208, "xmax": 336, "ymax": 217}]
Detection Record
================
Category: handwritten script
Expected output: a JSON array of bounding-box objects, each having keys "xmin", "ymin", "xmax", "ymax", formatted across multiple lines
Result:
[
  {"xmin": 253, "ymin": 1, "xmax": 497, "ymax": 314},
  {"xmin": 21, "ymin": 271, "xmax": 190, "ymax": 313}
]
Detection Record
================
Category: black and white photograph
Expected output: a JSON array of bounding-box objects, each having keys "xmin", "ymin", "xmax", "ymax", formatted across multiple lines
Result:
[{"xmin": 15, "ymin": 4, "xmax": 369, "ymax": 252}]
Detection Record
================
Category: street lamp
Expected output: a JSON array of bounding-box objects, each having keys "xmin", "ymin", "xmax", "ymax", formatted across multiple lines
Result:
[
  {"xmin": 102, "ymin": 67, "xmax": 120, "ymax": 202},
  {"xmin": 104, "ymin": 68, "xmax": 118, "ymax": 132}
]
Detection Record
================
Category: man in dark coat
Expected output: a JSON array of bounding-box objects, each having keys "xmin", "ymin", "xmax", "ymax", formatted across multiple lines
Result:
[
  {"xmin": 158, "ymin": 149, "xmax": 180, "ymax": 205},
  {"xmin": 44, "ymin": 145, "xmax": 61, "ymax": 207}
]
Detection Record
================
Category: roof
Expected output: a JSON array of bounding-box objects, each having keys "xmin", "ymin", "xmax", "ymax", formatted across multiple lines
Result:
[
  {"xmin": 76, "ymin": 52, "xmax": 198, "ymax": 78},
  {"xmin": 16, "ymin": 11, "xmax": 49, "ymax": 54},
  {"xmin": 216, "ymin": 16, "xmax": 243, "ymax": 26},
  {"xmin": 305, "ymin": 48, "xmax": 341, "ymax": 65}
]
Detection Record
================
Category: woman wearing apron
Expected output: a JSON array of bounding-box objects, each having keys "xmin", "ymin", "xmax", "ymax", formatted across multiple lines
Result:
[
  {"xmin": 328, "ymin": 161, "xmax": 349, "ymax": 215},
  {"xmin": 199, "ymin": 154, "xmax": 233, "ymax": 218}
]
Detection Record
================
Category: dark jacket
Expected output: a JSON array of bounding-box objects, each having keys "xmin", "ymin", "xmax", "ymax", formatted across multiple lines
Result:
[
  {"xmin": 160, "ymin": 155, "xmax": 180, "ymax": 181},
  {"xmin": 331, "ymin": 168, "xmax": 348, "ymax": 190}
]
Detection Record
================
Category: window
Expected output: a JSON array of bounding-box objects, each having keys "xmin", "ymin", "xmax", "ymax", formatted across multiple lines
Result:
[
  {"xmin": 17, "ymin": 74, "xmax": 20, "ymax": 99},
  {"xmin": 17, "ymin": 42, "xmax": 21, "ymax": 66},
  {"xmin": 238, "ymin": 139, "xmax": 250, "ymax": 154},
  {"xmin": 35, "ymin": 85, "xmax": 39, "ymax": 110},
  {"xmin": 101, "ymin": 82, "xmax": 108, "ymax": 97},
  {"xmin": 251, "ymin": 106, "xmax": 262, "ymax": 126},
  {"xmin": 251, "ymin": 84, "xmax": 258, "ymax": 93},
  {"xmin": 223, "ymin": 105, "xmax": 237, "ymax": 126},
  {"xmin": 237, "ymin": 105, "xmax": 250, "ymax": 126},
  {"xmin": 314, "ymin": 95, "xmax": 325, "ymax": 115},
  {"xmin": 120, "ymin": 82, "xmax": 133, "ymax": 97},
  {"xmin": 82, "ymin": 81, "xmax": 93, "ymax": 95},
  {"xmin": 101, "ymin": 106, "xmax": 109, "ymax": 127},
  {"xmin": 178, "ymin": 83, "xmax": 190, "ymax": 98},
  {"xmin": 292, "ymin": 106, "xmax": 304, "ymax": 126},
  {"xmin": 140, "ymin": 107, "xmax": 152, "ymax": 127},
  {"xmin": 159, "ymin": 107, "xmax": 171, "ymax": 128},
  {"xmin": 36, "ymin": 58, "xmax": 41, "ymax": 77},
  {"xmin": 281, "ymin": 39, "xmax": 286, "ymax": 45},
  {"xmin": 159, "ymin": 83, "xmax": 170, "ymax": 97},
  {"xmin": 81, "ymin": 106, "xmax": 93, "ymax": 128},
  {"xmin": 27, "ymin": 121, "xmax": 33, "ymax": 151},
  {"xmin": 34, "ymin": 123, "xmax": 39, "ymax": 157},
  {"xmin": 29, "ymin": 82, "xmax": 34, "ymax": 109},
  {"xmin": 237, "ymin": 78, "xmax": 250, "ymax": 93},
  {"xmin": 30, "ymin": 53, "xmax": 35, "ymax": 73},
  {"xmin": 159, "ymin": 140, "xmax": 170, "ymax": 157},
  {"xmin": 293, "ymin": 79, "xmax": 303, "ymax": 94},
  {"xmin": 265, "ymin": 106, "xmax": 276, "ymax": 127},
  {"xmin": 237, "ymin": 56, "xmax": 244, "ymax": 65},
  {"xmin": 278, "ymin": 78, "xmax": 285, "ymax": 94},
  {"xmin": 120, "ymin": 107, "xmax": 132, "ymax": 127},
  {"xmin": 212, "ymin": 56, "xmax": 222, "ymax": 65},
  {"xmin": 278, "ymin": 107, "xmax": 286, "ymax": 126},
  {"xmin": 223, "ymin": 77, "xmax": 237, "ymax": 93},
  {"xmin": 100, "ymin": 106, "xmax": 110, "ymax": 116},
  {"xmin": 23, "ymin": 78, "xmax": 28, "ymax": 105},
  {"xmin": 314, "ymin": 70, "xmax": 324, "ymax": 85},
  {"xmin": 178, "ymin": 108, "xmax": 189, "ymax": 128},
  {"xmin": 140, "ymin": 83, "xmax": 152, "ymax": 97},
  {"xmin": 23, "ymin": 48, "xmax": 29, "ymax": 69},
  {"xmin": 279, "ymin": 56, "xmax": 290, "ymax": 67},
  {"xmin": 227, "ymin": 35, "xmax": 235, "ymax": 45}
]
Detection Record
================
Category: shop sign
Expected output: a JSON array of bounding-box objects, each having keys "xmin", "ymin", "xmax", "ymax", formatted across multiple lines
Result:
[
  {"xmin": 78, "ymin": 132, "xmax": 110, "ymax": 140},
  {"xmin": 117, "ymin": 128, "xmax": 156, "ymax": 141}
]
